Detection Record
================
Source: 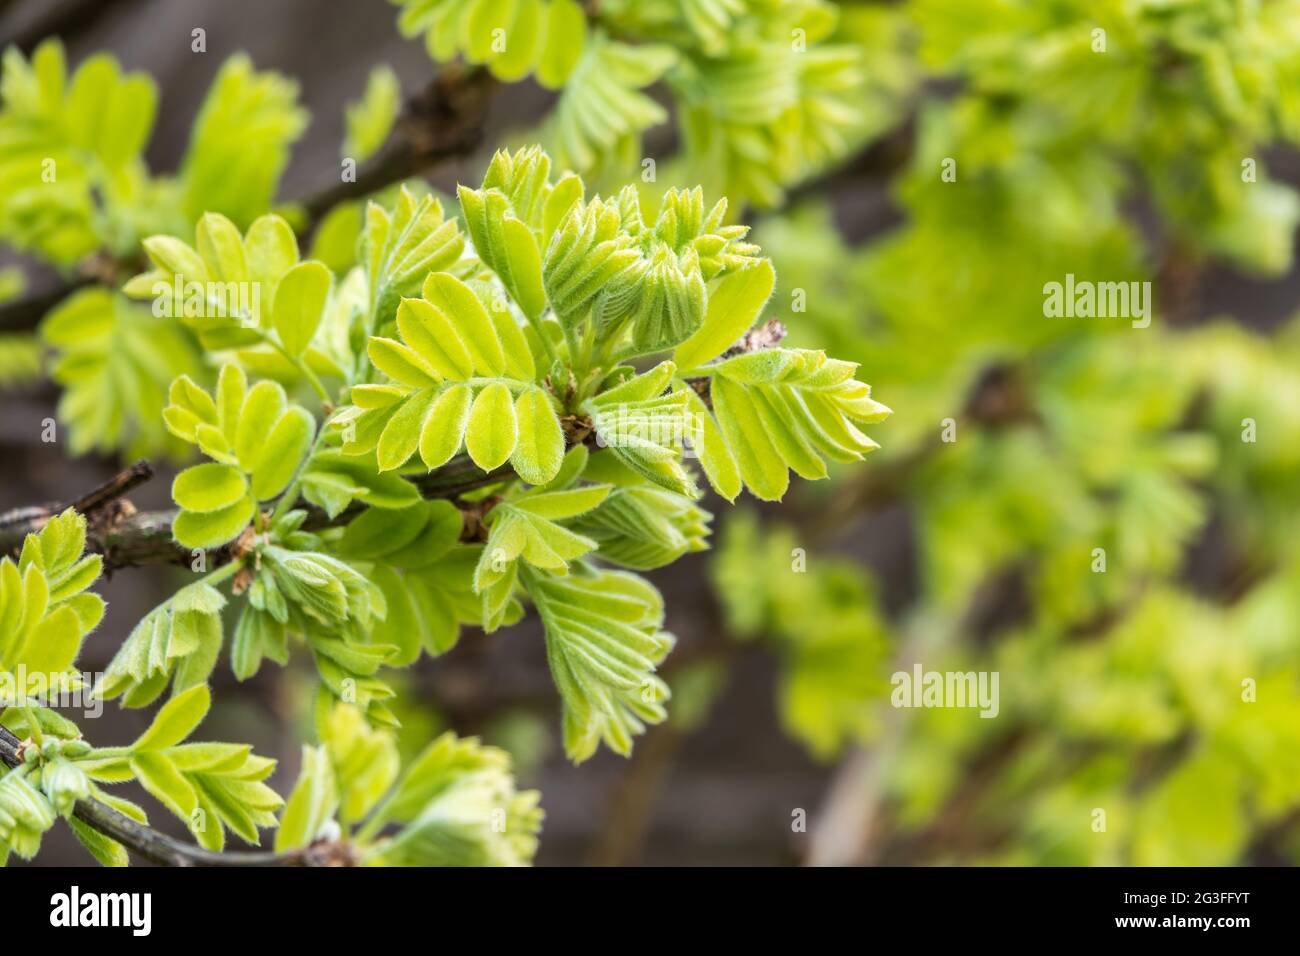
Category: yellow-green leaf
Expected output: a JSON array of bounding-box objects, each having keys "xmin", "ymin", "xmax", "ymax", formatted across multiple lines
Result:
[
  {"xmin": 133, "ymin": 684, "xmax": 211, "ymax": 751},
  {"xmin": 273, "ymin": 261, "xmax": 331, "ymax": 357},
  {"xmin": 250, "ymin": 406, "xmax": 314, "ymax": 499},
  {"xmin": 674, "ymin": 260, "xmax": 775, "ymax": 371},
  {"xmin": 173, "ymin": 496, "xmax": 256, "ymax": 549},
  {"xmin": 377, "ymin": 389, "xmax": 437, "ymax": 472},
  {"xmin": 419, "ymin": 384, "xmax": 473, "ymax": 469},
  {"xmin": 511, "ymin": 388, "xmax": 564, "ymax": 485},
  {"xmin": 465, "ymin": 382, "xmax": 517, "ymax": 471},
  {"xmin": 172, "ymin": 463, "xmax": 248, "ymax": 514},
  {"xmin": 396, "ymin": 297, "xmax": 472, "ymax": 380},
  {"xmin": 422, "ymin": 273, "xmax": 505, "ymax": 376},
  {"xmin": 368, "ymin": 337, "xmax": 439, "ymax": 388}
]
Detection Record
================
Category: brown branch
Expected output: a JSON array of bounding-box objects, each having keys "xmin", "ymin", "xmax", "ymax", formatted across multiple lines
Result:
[
  {"xmin": 299, "ymin": 63, "xmax": 497, "ymax": 233},
  {"xmin": 0, "ymin": 724, "xmax": 346, "ymax": 866},
  {"xmin": 66, "ymin": 459, "xmax": 154, "ymax": 514},
  {"xmin": 0, "ymin": 454, "xmax": 515, "ymax": 569},
  {"xmin": 0, "ymin": 459, "xmax": 154, "ymax": 548}
]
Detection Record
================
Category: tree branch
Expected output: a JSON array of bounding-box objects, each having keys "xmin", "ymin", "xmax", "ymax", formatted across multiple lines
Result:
[
  {"xmin": 0, "ymin": 724, "xmax": 346, "ymax": 866},
  {"xmin": 0, "ymin": 454, "xmax": 515, "ymax": 569},
  {"xmin": 299, "ymin": 63, "xmax": 496, "ymax": 232},
  {"xmin": 0, "ymin": 458, "xmax": 153, "ymax": 531}
]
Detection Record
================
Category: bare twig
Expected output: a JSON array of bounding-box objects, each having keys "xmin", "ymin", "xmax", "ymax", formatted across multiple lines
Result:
[{"xmin": 0, "ymin": 459, "xmax": 153, "ymax": 542}]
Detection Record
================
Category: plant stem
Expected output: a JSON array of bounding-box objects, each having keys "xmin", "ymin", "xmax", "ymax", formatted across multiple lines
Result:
[
  {"xmin": 270, "ymin": 422, "xmax": 332, "ymax": 524},
  {"xmin": 256, "ymin": 328, "xmax": 332, "ymax": 404},
  {"xmin": 0, "ymin": 725, "xmax": 346, "ymax": 866},
  {"xmin": 22, "ymin": 705, "xmax": 43, "ymax": 747}
]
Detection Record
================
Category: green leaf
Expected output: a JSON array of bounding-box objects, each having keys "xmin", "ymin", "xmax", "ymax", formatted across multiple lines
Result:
[
  {"xmin": 537, "ymin": 0, "xmax": 586, "ymax": 87},
  {"xmin": 377, "ymin": 389, "xmax": 437, "ymax": 472},
  {"xmin": 544, "ymin": 36, "xmax": 676, "ymax": 173},
  {"xmin": 132, "ymin": 684, "xmax": 211, "ymax": 751},
  {"xmin": 501, "ymin": 218, "xmax": 548, "ymax": 321},
  {"xmin": 675, "ymin": 260, "xmax": 775, "ymax": 370},
  {"xmin": 273, "ymin": 260, "xmax": 331, "ymax": 357},
  {"xmin": 244, "ymin": 214, "xmax": 300, "ymax": 291},
  {"xmin": 582, "ymin": 364, "xmax": 698, "ymax": 496},
  {"xmin": 699, "ymin": 348, "xmax": 890, "ymax": 500},
  {"xmin": 364, "ymin": 187, "xmax": 465, "ymax": 326},
  {"xmin": 168, "ymin": 743, "xmax": 253, "ymax": 773},
  {"xmin": 395, "ymin": 297, "xmax": 473, "ymax": 380},
  {"xmin": 172, "ymin": 462, "xmax": 248, "ymax": 513},
  {"xmin": 173, "ymin": 496, "xmax": 256, "ymax": 549},
  {"xmin": 419, "ymin": 384, "xmax": 473, "ymax": 469},
  {"xmin": 130, "ymin": 751, "xmax": 198, "ymax": 821},
  {"xmin": 320, "ymin": 702, "xmax": 399, "ymax": 824},
  {"xmin": 511, "ymin": 388, "xmax": 564, "ymax": 485},
  {"xmin": 343, "ymin": 65, "xmax": 398, "ymax": 162},
  {"xmin": 301, "ymin": 450, "xmax": 421, "ymax": 516},
  {"xmin": 275, "ymin": 744, "xmax": 336, "ymax": 852},
  {"xmin": 180, "ymin": 55, "xmax": 307, "ymax": 228},
  {"xmin": 250, "ymin": 406, "xmax": 314, "ymax": 499},
  {"xmin": 571, "ymin": 485, "xmax": 711, "ymax": 569},
  {"xmin": 681, "ymin": 384, "xmax": 740, "ymax": 501},
  {"xmin": 473, "ymin": 489, "xmax": 606, "ymax": 595},
  {"xmin": 0, "ymin": 771, "xmax": 57, "ymax": 860},
  {"xmin": 513, "ymin": 485, "xmax": 611, "ymax": 520},
  {"xmin": 196, "ymin": 212, "xmax": 249, "ymax": 283},
  {"xmin": 711, "ymin": 374, "xmax": 789, "ymax": 501},
  {"xmin": 42, "ymin": 290, "xmax": 204, "ymax": 461},
  {"xmin": 235, "ymin": 381, "xmax": 288, "ymax": 468},
  {"xmin": 465, "ymin": 382, "xmax": 518, "ymax": 471},
  {"xmin": 421, "ymin": 273, "xmax": 507, "ymax": 376},
  {"xmin": 21, "ymin": 606, "xmax": 82, "ymax": 673},
  {"xmin": 69, "ymin": 817, "xmax": 128, "ymax": 866},
  {"xmin": 526, "ymin": 568, "xmax": 673, "ymax": 762},
  {"xmin": 368, "ymin": 337, "xmax": 439, "ymax": 388}
]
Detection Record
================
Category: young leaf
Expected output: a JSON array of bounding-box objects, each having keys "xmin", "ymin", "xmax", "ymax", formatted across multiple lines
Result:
[
  {"xmin": 275, "ymin": 744, "xmax": 336, "ymax": 852},
  {"xmin": 172, "ymin": 498, "xmax": 257, "ymax": 551},
  {"xmin": 273, "ymin": 260, "xmax": 331, "ymax": 357},
  {"xmin": 419, "ymin": 384, "xmax": 473, "ymax": 469},
  {"xmin": 132, "ymin": 684, "xmax": 211, "ymax": 751},
  {"xmin": 511, "ymin": 387, "xmax": 564, "ymax": 485},
  {"xmin": 129, "ymin": 751, "xmax": 197, "ymax": 820},
  {"xmin": 465, "ymin": 382, "xmax": 518, "ymax": 471},
  {"xmin": 674, "ymin": 259, "xmax": 776, "ymax": 370},
  {"xmin": 525, "ymin": 568, "xmax": 673, "ymax": 762},
  {"xmin": 171, "ymin": 463, "xmax": 248, "ymax": 513}
]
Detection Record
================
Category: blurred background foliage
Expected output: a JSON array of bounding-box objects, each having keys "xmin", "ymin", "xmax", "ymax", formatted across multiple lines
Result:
[{"xmin": 3, "ymin": 0, "xmax": 1300, "ymax": 865}]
